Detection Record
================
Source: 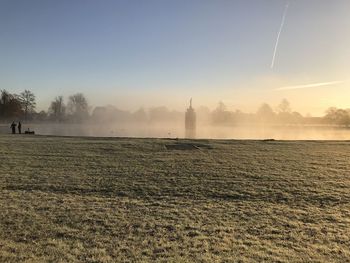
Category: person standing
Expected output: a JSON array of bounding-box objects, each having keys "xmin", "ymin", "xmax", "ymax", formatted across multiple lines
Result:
[
  {"xmin": 10, "ymin": 121, "xmax": 16, "ymax": 134},
  {"xmin": 18, "ymin": 121, "xmax": 22, "ymax": 134}
]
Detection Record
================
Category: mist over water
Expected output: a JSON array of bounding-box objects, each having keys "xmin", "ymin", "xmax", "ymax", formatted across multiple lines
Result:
[
  {"xmin": 3, "ymin": 122, "xmax": 349, "ymax": 140},
  {"xmin": 2, "ymin": 96, "xmax": 350, "ymax": 140}
]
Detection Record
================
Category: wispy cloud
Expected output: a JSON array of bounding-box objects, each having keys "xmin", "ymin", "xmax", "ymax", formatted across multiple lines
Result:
[
  {"xmin": 275, "ymin": 80, "xmax": 345, "ymax": 91},
  {"xmin": 271, "ymin": 2, "xmax": 289, "ymax": 69}
]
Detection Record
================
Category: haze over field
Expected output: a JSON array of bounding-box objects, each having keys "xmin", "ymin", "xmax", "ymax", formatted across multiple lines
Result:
[
  {"xmin": 2, "ymin": 89, "xmax": 350, "ymax": 140},
  {"xmin": 25, "ymin": 124, "xmax": 350, "ymax": 140}
]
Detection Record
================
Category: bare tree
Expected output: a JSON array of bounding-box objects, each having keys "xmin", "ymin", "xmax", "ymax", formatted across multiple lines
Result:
[
  {"xmin": 67, "ymin": 93, "xmax": 89, "ymax": 122},
  {"xmin": 257, "ymin": 103, "xmax": 275, "ymax": 123},
  {"xmin": 132, "ymin": 107, "xmax": 148, "ymax": 122},
  {"xmin": 324, "ymin": 107, "xmax": 350, "ymax": 126},
  {"xmin": 19, "ymin": 90, "xmax": 36, "ymax": 120},
  {"xmin": 0, "ymin": 90, "xmax": 23, "ymax": 120},
  {"xmin": 277, "ymin": 98, "xmax": 291, "ymax": 114},
  {"xmin": 48, "ymin": 96, "xmax": 66, "ymax": 122},
  {"xmin": 212, "ymin": 101, "xmax": 232, "ymax": 124}
]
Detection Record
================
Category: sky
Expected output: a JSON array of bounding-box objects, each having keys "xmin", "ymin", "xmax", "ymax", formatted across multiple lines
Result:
[{"xmin": 0, "ymin": 0, "xmax": 349, "ymax": 116}]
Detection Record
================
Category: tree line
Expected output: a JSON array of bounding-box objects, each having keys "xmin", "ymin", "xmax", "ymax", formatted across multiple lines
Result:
[
  {"xmin": 1, "ymin": 89, "xmax": 350, "ymax": 127},
  {"xmin": 0, "ymin": 90, "xmax": 89, "ymax": 123},
  {"xmin": 209, "ymin": 99, "xmax": 350, "ymax": 126},
  {"xmin": 0, "ymin": 90, "xmax": 36, "ymax": 121}
]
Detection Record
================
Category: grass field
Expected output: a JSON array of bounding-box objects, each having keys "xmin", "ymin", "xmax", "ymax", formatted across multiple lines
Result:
[{"xmin": 0, "ymin": 134, "xmax": 350, "ymax": 262}]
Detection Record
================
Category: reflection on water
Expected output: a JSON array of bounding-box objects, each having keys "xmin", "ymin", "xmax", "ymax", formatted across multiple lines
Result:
[{"xmin": 1, "ymin": 123, "xmax": 350, "ymax": 140}]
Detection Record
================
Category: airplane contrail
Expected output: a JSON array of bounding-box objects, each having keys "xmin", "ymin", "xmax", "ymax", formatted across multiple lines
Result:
[
  {"xmin": 271, "ymin": 2, "xmax": 289, "ymax": 69},
  {"xmin": 275, "ymin": 80, "xmax": 345, "ymax": 91}
]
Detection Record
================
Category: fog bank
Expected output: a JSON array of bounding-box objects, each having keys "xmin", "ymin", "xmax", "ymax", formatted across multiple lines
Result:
[{"xmin": 2, "ymin": 123, "xmax": 349, "ymax": 140}]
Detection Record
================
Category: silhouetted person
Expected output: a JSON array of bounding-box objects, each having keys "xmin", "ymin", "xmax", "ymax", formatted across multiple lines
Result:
[
  {"xmin": 10, "ymin": 121, "xmax": 16, "ymax": 134},
  {"xmin": 18, "ymin": 122, "xmax": 22, "ymax": 134}
]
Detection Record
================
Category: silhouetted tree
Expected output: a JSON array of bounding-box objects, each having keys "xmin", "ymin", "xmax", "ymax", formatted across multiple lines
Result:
[
  {"xmin": 132, "ymin": 107, "xmax": 148, "ymax": 122},
  {"xmin": 212, "ymin": 101, "xmax": 232, "ymax": 124},
  {"xmin": 0, "ymin": 90, "xmax": 23, "ymax": 120},
  {"xmin": 19, "ymin": 90, "xmax": 36, "ymax": 120},
  {"xmin": 49, "ymin": 96, "xmax": 66, "ymax": 122},
  {"xmin": 324, "ymin": 107, "xmax": 350, "ymax": 126},
  {"xmin": 147, "ymin": 106, "xmax": 182, "ymax": 123},
  {"xmin": 290, "ymin": 111, "xmax": 304, "ymax": 124},
  {"xmin": 256, "ymin": 103, "xmax": 275, "ymax": 123},
  {"xmin": 33, "ymin": 110, "xmax": 48, "ymax": 121},
  {"xmin": 91, "ymin": 106, "xmax": 107, "ymax": 122},
  {"xmin": 67, "ymin": 93, "xmax": 89, "ymax": 122},
  {"xmin": 276, "ymin": 99, "xmax": 293, "ymax": 124},
  {"xmin": 91, "ymin": 105, "xmax": 130, "ymax": 123},
  {"xmin": 277, "ymin": 99, "xmax": 291, "ymax": 114},
  {"xmin": 325, "ymin": 107, "xmax": 337, "ymax": 122}
]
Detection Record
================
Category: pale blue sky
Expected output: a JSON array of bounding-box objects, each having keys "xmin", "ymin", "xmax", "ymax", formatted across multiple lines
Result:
[{"xmin": 0, "ymin": 0, "xmax": 349, "ymax": 115}]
